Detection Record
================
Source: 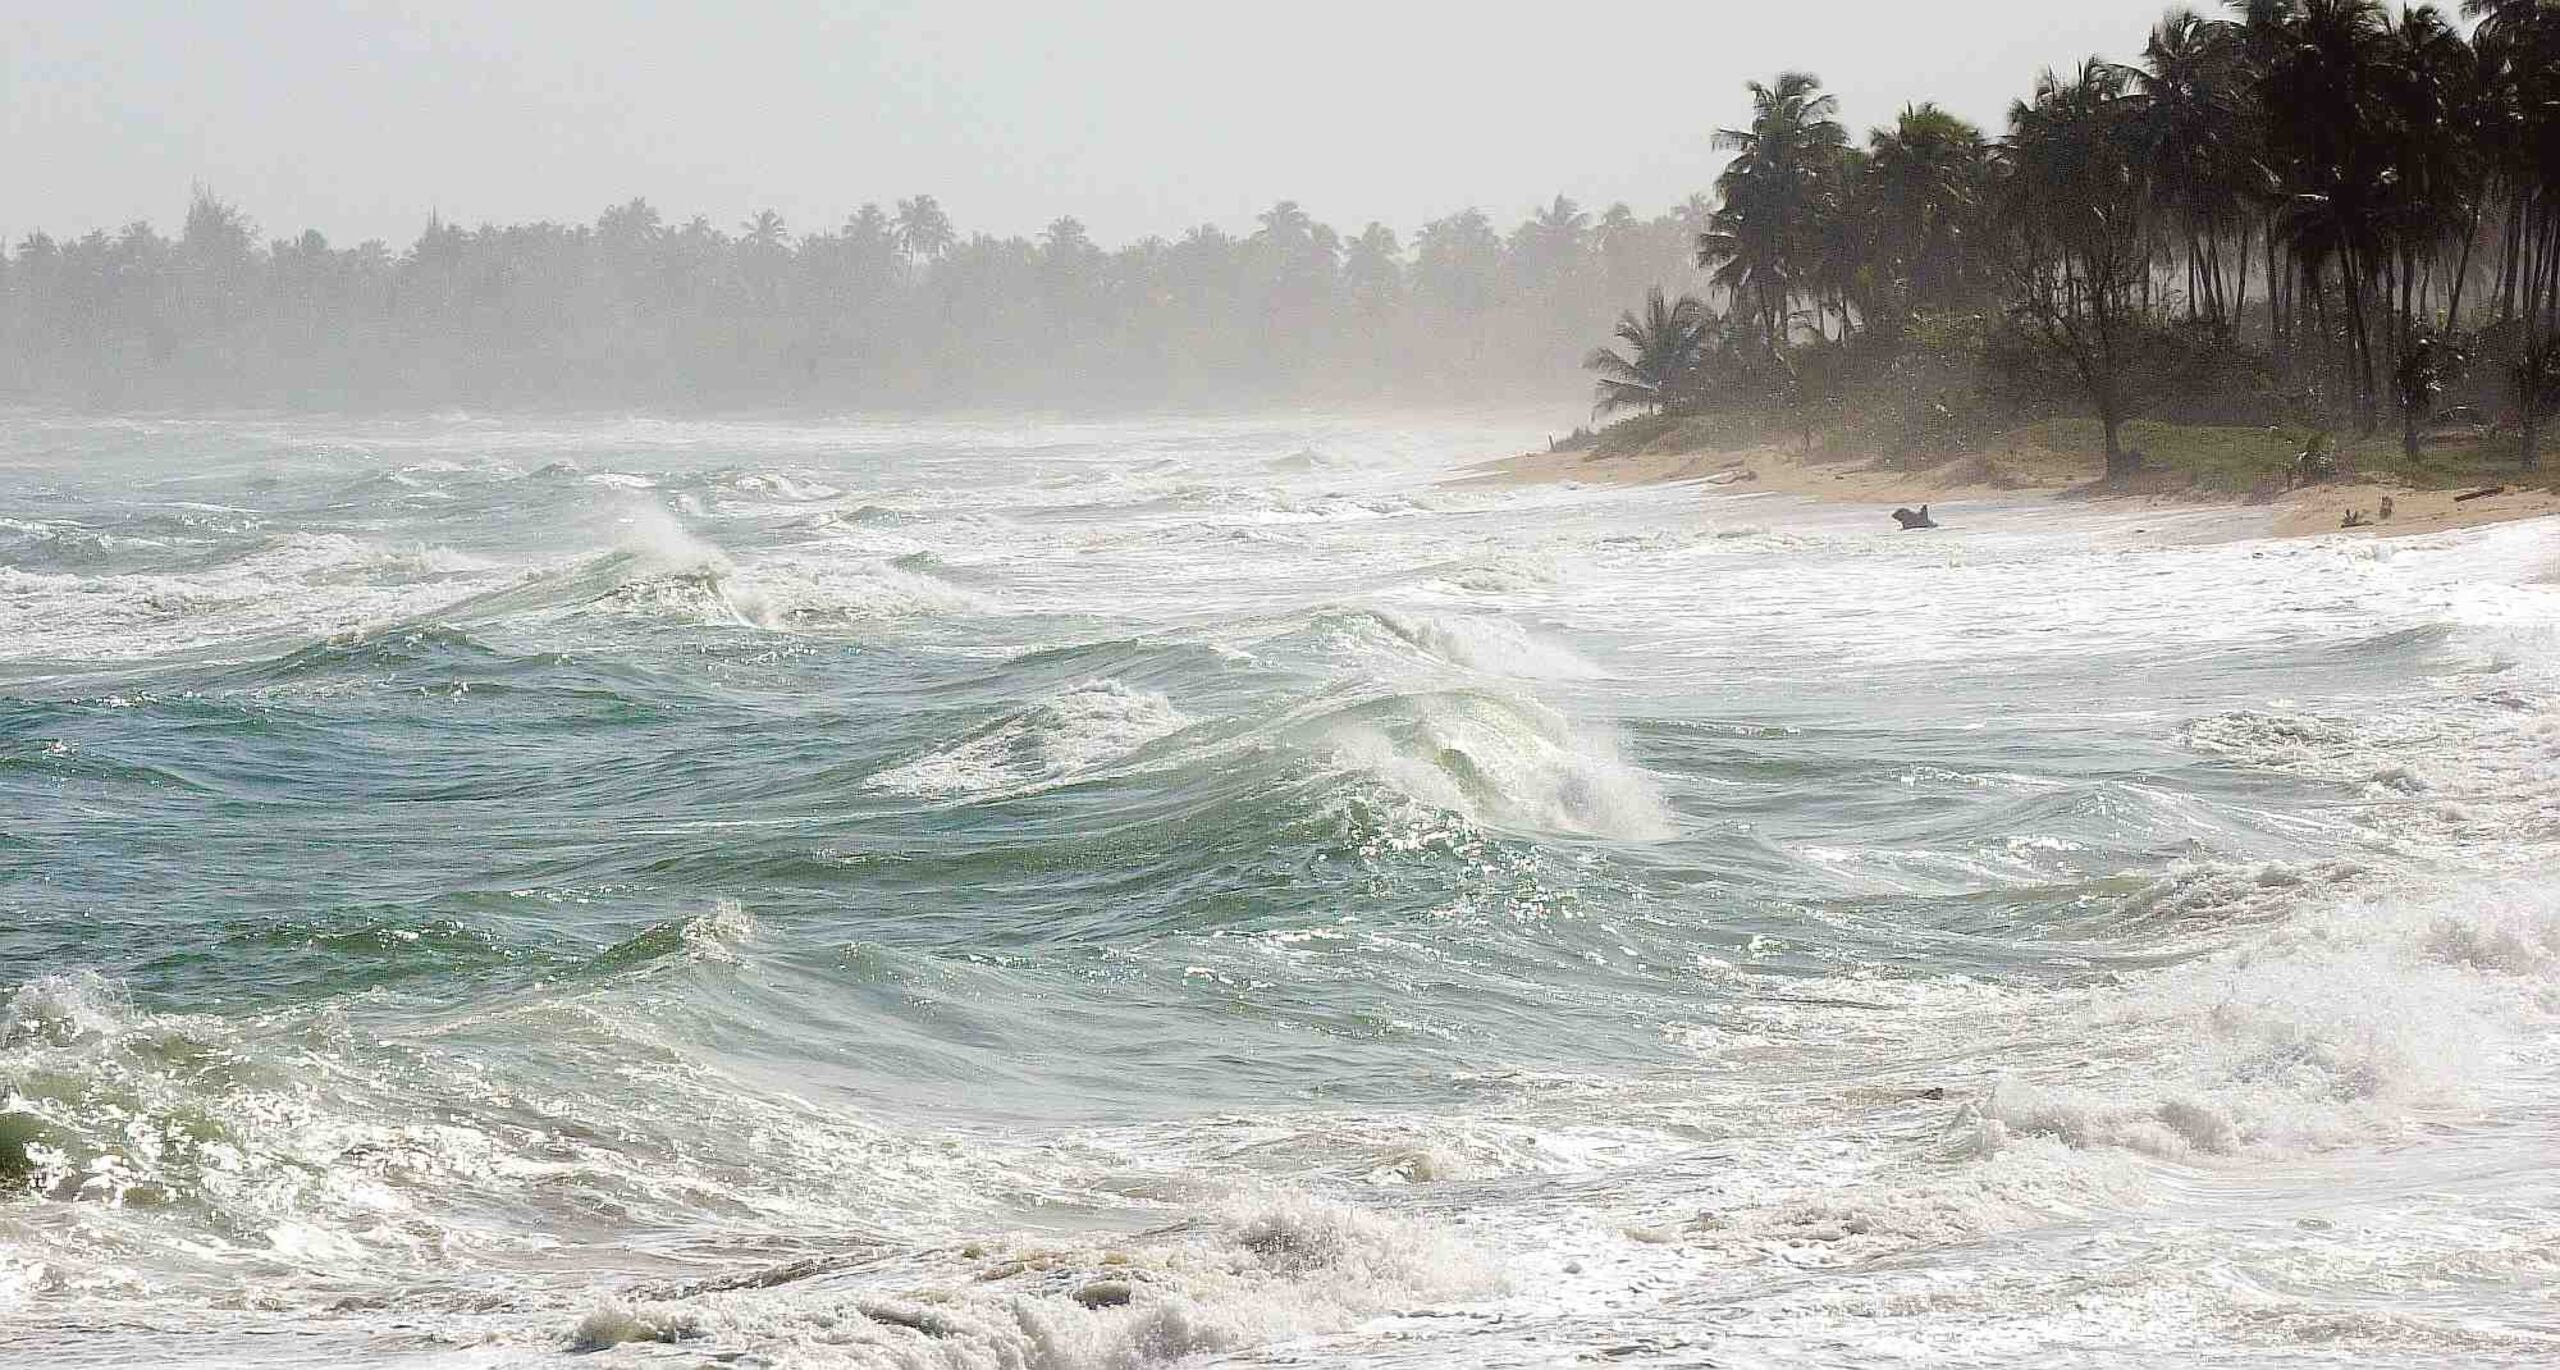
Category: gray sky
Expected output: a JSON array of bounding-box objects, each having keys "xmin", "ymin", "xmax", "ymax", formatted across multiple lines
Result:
[{"xmin": 7, "ymin": 1, "xmax": 2190, "ymax": 248}]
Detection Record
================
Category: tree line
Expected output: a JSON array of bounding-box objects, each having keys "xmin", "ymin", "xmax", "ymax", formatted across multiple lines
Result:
[
  {"xmin": 1587, "ymin": 0, "xmax": 2560, "ymax": 473},
  {"xmin": 0, "ymin": 186, "xmax": 1717, "ymax": 410}
]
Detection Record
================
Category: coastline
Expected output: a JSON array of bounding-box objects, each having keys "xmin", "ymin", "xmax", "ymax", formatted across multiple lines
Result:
[{"xmin": 1458, "ymin": 439, "xmax": 2560, "ymax": 539}]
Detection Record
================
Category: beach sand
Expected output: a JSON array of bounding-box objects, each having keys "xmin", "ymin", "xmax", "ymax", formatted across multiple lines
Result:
[
  {"xmin": 2268, "ymin": 480, "xmax": 2560, "ymax": 537},
  {"xmin": 1461, "ymin": 440, "xmax": 2560, "ymax": 540}
]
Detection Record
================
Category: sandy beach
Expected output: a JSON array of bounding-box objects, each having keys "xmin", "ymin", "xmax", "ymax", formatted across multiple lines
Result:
[{"xmin": 1461, "ymin": 438, "xmax": 2560, "ymax": 539}]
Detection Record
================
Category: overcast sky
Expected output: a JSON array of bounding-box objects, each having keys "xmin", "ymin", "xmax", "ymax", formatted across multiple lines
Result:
[{"xmin": 8, "ymin": 1, "xmax": 2194, "ymax": 249}]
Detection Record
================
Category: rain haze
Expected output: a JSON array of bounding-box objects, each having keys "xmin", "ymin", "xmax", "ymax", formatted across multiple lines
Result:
[
  {"xmin": 12, "ymin": 0, "xmax": 2181, "ymax": 244},
  {"xmin": 10, "ymin": 4, "xmax": 2560, "ymax": 1370}
]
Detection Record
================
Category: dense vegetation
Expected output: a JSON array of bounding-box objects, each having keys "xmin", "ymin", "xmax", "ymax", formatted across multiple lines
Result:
[
  {"xmin": 7, "ymin": 0, "xmax": 2556, "ymax": 464},
  {"xmin": 0, "ymin": 189, "xmax": 1713, "ymax": 410},
  {"xmin": 1587, "ymin": 0, "xmax": 2560, "ymax": 477}
]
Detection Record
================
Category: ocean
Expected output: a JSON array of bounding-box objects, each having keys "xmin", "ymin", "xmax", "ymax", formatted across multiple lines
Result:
[{"xmin": 3, "ymin": 412, "xmax": 2556, "ymax": 1367}]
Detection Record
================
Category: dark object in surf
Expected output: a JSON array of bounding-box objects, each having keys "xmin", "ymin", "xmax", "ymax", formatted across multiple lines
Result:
[
  {"xmin": 2454, "ymin": 485, "xmax": 2506, "ymax": 503},
  {"xmin": 1072, "ymin": 1280, "xmax": 1135, "ymax": 1309},
  {"xmin": 1891, "ymin": 504, "xmax": 1938, "ymax": 530}
]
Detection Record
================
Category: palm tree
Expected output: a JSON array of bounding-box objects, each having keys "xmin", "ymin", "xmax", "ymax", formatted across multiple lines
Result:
[
  {"xmin": 1413, "ymin": 208, "xmax": 1503, "ymax": 314},
  {"xmin": 893, "ymin": 195, "xmax": 955, "ymax": 262},
  {"xmin": 2262, "ymin": 0, "xmax": 2394, "ymax": 433},
  {"xmin": 1697, "ymin": 72, "xmax": 1850, "ymax": 355},
  {"xmin": 1342, "ymin": 223, "xmax": 1404, "ymax": 314},
  {"xmin": 1514, "ymin": 195, "xmax": 1592, "ymax": 289},
  {"xmin": 2132, "ymin": 9, "xmax": 2252, "ymax": 330},
  {"xmin": 1585, "ymin": 287, "xmax": 1715, "ymax": 417},
  {"xmin": 2465, "ymin": 0, "xmax": 2560, "ymax": 470},
  {"xmin": 1254, "ymin": 200, "xmax": 1312, "ymax": 242},
  {"xmin": 2230, "ymin": 0, "xmax": 2306, "ymax": 374},
  {"xmin": 1252, "ymin": 202, "xmax": 1339, "ymax": 284},
  {"xmin": 735, "ymin": 210, "xmax": 791, "ymax": 314},
  {"xmin": 1863, "ymin": 103, "xmax": 1992, "ymax": 323},
  {"xmin": 2001, "ymin": 59, "xmax": 2153, "ymax": 480},
  {"xmin": 741, "ymin": 210, "xmax": 787, "ymax": 250},
  {"xmin": 2376, "ymin": 6, "xmax": 2483, "ymax": 456},
  {"xmin": 1812, "ymin": 148, "xmax": 1876, "ymax": 340}
]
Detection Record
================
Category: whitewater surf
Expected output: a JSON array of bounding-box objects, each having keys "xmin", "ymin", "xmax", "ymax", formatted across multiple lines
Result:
[{"xmin": 4, "ymin": 412, "xmax": 2557, "ymax": 1368}]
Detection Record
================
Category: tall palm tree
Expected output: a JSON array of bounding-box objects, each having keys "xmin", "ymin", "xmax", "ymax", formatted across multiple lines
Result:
[
  {"xmin": 1039, "ymin": 216, "xmax": 1094, "ymax": 264},
  {"xmin": 1863, "ymin": 103, "xmax": 1992, "ymax": 323},
  {"xmin": 2133, "ymin": 9, "xmax": 2252, "ymax": 330},
  {"xmin": 1697, "ymin": 72, "xmax": 1850, "ymax": 355},
  {"xmin": 736, "ymin": 210, "xmax": 791, "ymax": 313},
  {"xmin": 2262, "ymin": 0, "xmax": 2395, "ymax": 433},
  {"xmin": 2376, "ymin": 6, "xmax": 2483, "ymax": 455},
  {"xmin": 1342, "ymin": 223, "xmax": 1404, "ymax": 314},
  {"xmin": 2002, "ymin": 59, "xmax": 2153, "ymax": 480},
  {"xmin": 1515, "ymin": 195, "xmax": 1592, "ymax": 289},
  {"xmin": 2229, "ymin": 0, "xmax": 2304, "ymax": 371},
  {"xmin": 1585, "ymin": 287, "xmax": 1715, "ymax": 417},
  {"xmin": 1254, "ymin": 201, "xmax": 1316, "ymax": 253},
  {"xmin": 1413, "ymin": 208, "xmax": 1502, "ymax": 314},
  {"xmin": 740, "ymin": 210, "xmax": 788, "ymax": 251},
  {"xmin": 893, "ymin": 195, "xmax": 955, "ymax": 262},
  {"xmin": 2465, "ymin": 0, "xmax": 2560, "ymax": 469}
]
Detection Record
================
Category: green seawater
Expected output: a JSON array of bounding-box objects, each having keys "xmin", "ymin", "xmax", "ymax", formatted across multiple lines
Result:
[{"xmin": 3, "ymin": 413, "xmax": 2557, "ymax": 1368}]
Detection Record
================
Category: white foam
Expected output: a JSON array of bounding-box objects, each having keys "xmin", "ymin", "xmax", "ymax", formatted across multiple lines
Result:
[
  {"xmin": 868, "ymin": 680, "xmax": 1192, "ymax": 799},
  {"xmin": 1960, "ymin": 874, "xmax": 2560, "ymax": 1162},
  {"xmin": 1352, "ymin": 608, "xmax": 1603, "ymax": 681},
  {"xmin": 0, "ymin": 534, "xmax": 514, "ymax": 663},
  {"xmin": 1323, "ymin": 692, "xmax": 1670, "ymax": 841},
  {"xmin": 564, "ymin": 1192, "xmax": 1497, "ymax": 1368}
]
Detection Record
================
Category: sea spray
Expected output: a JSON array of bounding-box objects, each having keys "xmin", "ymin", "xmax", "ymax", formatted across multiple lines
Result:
[
  {"xmin": 10, "ymin": 414, "xmax": 2560, "ymax": 1368},
  {"xmin": 559, "ymin": 1192, "xmax": 1498, "ymax": 1369},
  {"xmin": 866, "ymin": 680, "xmax": 1193, "ymax": 799}
]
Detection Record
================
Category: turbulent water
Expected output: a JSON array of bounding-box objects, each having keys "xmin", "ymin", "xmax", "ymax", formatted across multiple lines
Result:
[{"xmin": 3, "ymin": 412, "xmax": 2558, "ymax": 1368}]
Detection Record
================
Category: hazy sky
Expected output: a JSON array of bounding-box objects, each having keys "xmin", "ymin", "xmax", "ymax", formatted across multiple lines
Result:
[{"xmin": 8, "ymin": 1, "xmax": 2192, "ymax": 249}]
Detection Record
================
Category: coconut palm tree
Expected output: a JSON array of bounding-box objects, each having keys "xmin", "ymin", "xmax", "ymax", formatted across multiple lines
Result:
[
  {"xmin": 740, "ymin": 210, "xmax": 787, "ymax": 251},
  {"xmin": 2001, "ymin": 59, "xmax": 2152, "ymax": 480},
  {"xmin": 1863, "ymin": 103, "xmax": 1993, "ymax": 323},
  {"xmin": 1413, "ymin": 209, "xmax": 1503, "ymax": 315},
  {"xmin": 1697, "ymin": 72, "xmax": 1850, "ymax": 356},
  {"xmin": 1585, "ymin": 287, "xmax": 1715, "ymax": 417},
  {"xmin": 2376, "ymin": 6, "xmax": 2483, "ymax": 455},
  {"xmin": 1514, "ymin": 195, "xmax": 1592, "ymax": 290},
  {"xmin": 2465, "ymin": 0, "xmax": 2560, "ymax": 469},
  {"xmin": 1342, "ymin": 223, "xmax": 1404, "ymax": 314},
  {"xmin": 2262, "ymin": 0, "xmax": 2395, "ymax": 433},
  {"xmin": 893, "ymin": 195, "xmax": 955, "ymax": 262},
  {"xmin": 2133, "ymin": 9, "xmax": 2253, "ymax": 330}
]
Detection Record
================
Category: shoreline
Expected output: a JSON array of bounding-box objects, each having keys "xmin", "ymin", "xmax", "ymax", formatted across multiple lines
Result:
[{"xmin": 1458, "ymin": 440, "xmax": 2560, "ymax": 540}]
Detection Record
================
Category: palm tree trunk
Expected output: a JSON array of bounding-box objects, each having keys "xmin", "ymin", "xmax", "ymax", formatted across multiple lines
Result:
[
  {"xmin": 2193, "ymin": 231, "xmax": 2208, "ymax": 326},
  {"xmin": 2501, "ymin": 196, "xmax": 2525, "ymax": 323},
  {"xmin": 2446, "ymin": 198, "xmax": 2480, "ymax": 335},
  {"xmin": 2265, "ymin": 226, "xmax": 2285, "ymax": 377},
  {"xmin": 2400, "ymin": 248, "xmax": 2422, "ymax": 461},
  {"xmin": 2344, "ymin": 254, "xmax": 2378, "ymax": 437},
  {"xmin": 2524, "ymin": 199, "xmax": 2557, "ymax": 475},
  {"xmin": 2234, "ymin": 223, "xmax": 2251, "ymax": 340},
  {"xmin": 2205, "ymin": 232, "xmax": 2219, "ymax": 325},
  {"xmin": 2308, "ymin": 263, "xmax": 2334, "ymax": 416}
]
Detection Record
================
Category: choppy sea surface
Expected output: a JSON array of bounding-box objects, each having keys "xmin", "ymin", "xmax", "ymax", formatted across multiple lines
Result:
[{"xmin": 2, "ymin": 412, "xmax": 2557, "ymax": 1368}]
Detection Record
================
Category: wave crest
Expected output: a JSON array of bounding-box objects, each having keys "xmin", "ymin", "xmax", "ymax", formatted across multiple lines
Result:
[
  {"xmin": 1318, "ymin": 691, "xmax": 1669, "ymax": 841},
  {"xmin": 567, "ymin": 1192, "xmax": 1496, "ymax": 1367},
  {"xmin": 868, "ymin": 681, "xmax": 1193, "ymax": 800}
]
